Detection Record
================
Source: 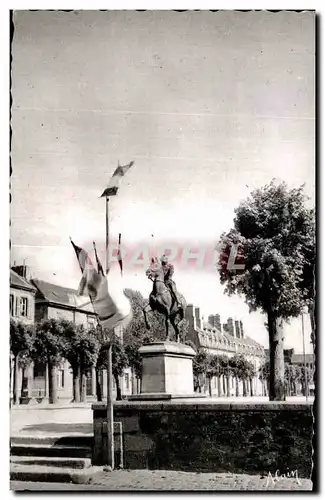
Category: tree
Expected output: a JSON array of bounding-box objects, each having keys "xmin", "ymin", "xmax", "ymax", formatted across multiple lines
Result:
[
  {"xmin": 245, "ymin": 360, "xmax": 256, "ymax": 397},
  {"xmin": 284, "ymin": 363, "xmax": 298, "ymax": 396},
  {"xmin": 219, "ymin": 355, "xmax": 232, "ymax": 397},
  {"xmin": 192, "ymin": 349, "xmax": 210, "ymax": 393},
  {"xmin": 205, "ymin": 355, "xmax": 218, "ymax": 397},
  {"xmin": 218, "ymin": 181, "xmax": 315, "ymax": 400},
  {"xmin": 33, "ymin": 319, "xmax": 68, "ymax": 404},
  {"xmin": 297, "ymin": 364, "xmax": 313, "ymax": 397},
  {"xmin": 259, "ymin": 359, "xmax": 270, "ymax": 396},
  {"xmin": 231, "ymin": 355, "xmax": 249, "ymax": 397},
  {"xmin": 10, "ymin": 319, "xmax": 34, "ymax": 405},
  {"xmin": 123, "ymin": 289, "xmax": 165, "ymax": 343},
  {"xmin": 229, "ymin": 356, "xmax": 242, "ymax": 397}
]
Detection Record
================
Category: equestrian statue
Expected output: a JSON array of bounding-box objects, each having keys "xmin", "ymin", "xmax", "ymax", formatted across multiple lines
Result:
[{"xmin": 143, "ymin": 254, "xmax": 187, "ymax": 342}]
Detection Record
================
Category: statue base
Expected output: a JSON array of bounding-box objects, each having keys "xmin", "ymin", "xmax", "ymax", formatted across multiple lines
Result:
[{"xmin": 127, "ymin": 341, "xmax": 200, "ymax": 401}]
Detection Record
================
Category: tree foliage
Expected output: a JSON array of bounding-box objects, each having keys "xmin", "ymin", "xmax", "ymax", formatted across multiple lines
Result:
[
  {"xmin": 10, "ymin": 319, "xmax": 34, "ymax": 363},
  {"xmin": 219, "ymin": 182, "xmax": 314, "ymax": 318},
  {"xmin": 10, "ymin": 319, "xmax": 34, "ymax": 405},
  {"xmin": 33, "ymin": 318, "xmax": 69, "ymax": 365},
  {"xmin": 64, "ymin": 324, "xmax": 100, "ymax": 372},
  {"xmin": 33, "ymin": 318, "xmax": 72, "ymax": 404},
  {"xmin": 218, "ymin": 181, "xmax": 315, "ymax": 401}
]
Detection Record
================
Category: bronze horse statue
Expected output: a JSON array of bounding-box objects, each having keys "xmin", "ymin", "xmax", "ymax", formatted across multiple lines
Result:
[{"xmin": 143, "ymin": 257, "xmax": 186, "ymax": 342}]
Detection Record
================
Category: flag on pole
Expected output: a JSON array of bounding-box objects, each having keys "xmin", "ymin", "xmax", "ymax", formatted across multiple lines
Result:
[
  {"xmin": 70, "ymin": 238, "xmax": 132, "ymax": 330},
  {"xmin": 117, "ymin": 233, "xmax": 123, "ymax": 275},
  {"xmin": 100, "ymin": 161, "xmax": 134, "ymax": 198},
  {"xmin": 70, "ymin": 238, "xmax": 93, "ymax": 273},
  {"xmin": 93, "ymin": 241, "xmax": 105, "ymax": 277}
]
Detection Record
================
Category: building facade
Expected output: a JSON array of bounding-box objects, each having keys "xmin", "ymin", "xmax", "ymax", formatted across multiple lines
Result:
[
  {"xmin": 186, "ymin": 305, "xmax": 265, "ymax": 396},
  {"xmin": 10, "ymin": 268, "xmax": 37, "ymax": 403},
  {"xmin": 10, "ymin": 266, "xmax": 135, "ymax": 403}
]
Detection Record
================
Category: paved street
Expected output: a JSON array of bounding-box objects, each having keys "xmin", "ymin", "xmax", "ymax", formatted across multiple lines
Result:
[
  {"xmin": 11, "ymin": 470, "xmax": 313, "ymax": 491},
  {"xmin": 10, "ymin": 397, "xmax": 314, "ymax": 492}
]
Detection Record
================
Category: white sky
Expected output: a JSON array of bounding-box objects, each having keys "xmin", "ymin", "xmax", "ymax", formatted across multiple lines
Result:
[{"xmin": 10, "ymin": 10, "xmax": 315, "ymax": 352}]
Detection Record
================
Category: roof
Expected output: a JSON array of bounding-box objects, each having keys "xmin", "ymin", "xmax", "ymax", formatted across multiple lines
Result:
[
  {"xmin": 196, "ymin": 323, "xmax": 264, "ymax": 354},
  {"xmin": 291, "ymin": 353, "xmax": 315, "ymax": 365},
  {"xmin": 32, "ymin": 279, "xmax": 95, "ymax": 314},
  {"xmin": 10, "ymin": 269, "xmax": 37, "ymax": 292}
]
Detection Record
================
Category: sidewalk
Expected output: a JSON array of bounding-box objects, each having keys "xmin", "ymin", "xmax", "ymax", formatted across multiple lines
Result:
[{"xmin": 10, "ymin": 404, "xmax": 93, "ymax": 437}]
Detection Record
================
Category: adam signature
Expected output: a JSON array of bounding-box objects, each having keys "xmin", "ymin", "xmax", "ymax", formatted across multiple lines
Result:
[{"xmin": 266, "ymin": 469, "xmax": 301, "ymax": 487}]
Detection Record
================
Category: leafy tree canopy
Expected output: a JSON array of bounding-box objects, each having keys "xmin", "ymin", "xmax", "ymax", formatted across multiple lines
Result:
[
  {"xmin": 10, "ymin": 319, "xmax": 34, "ymax": 365},
  {"xmin": 33, "ymin": 318, "xmax": 72, "ymax": 365},
  {"xmin": 218, "ymin": 181, "xmax": 315, "ymax": 319}
]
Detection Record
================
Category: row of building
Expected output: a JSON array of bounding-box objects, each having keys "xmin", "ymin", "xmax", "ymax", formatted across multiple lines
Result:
[
  {"xmin": 10, "ymin": 264, "xmax": 312, "ymax": 403},
  {"xmin": 185, "ymin": 305, "xmax": 266, "ymax": 396}
]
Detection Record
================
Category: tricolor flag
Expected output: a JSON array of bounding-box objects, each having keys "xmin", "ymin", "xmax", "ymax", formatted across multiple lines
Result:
[
  {"xmin": 93, "ymin": 241, "xmax": 105, "ymax": 277},
  {"xmin": 100, "ymin": 161, "xmax": 134, "ymax": 198},
  {"xmin": 71, "ymin": 238, "xmax": 132, "ymax": 330},
  {"xmin": 70, "ymin": 238, "xmax": 93, "ymax": 273},
  {"xmin": 117, "ymin": 233, "xmax": 123, "ymax": 275}
]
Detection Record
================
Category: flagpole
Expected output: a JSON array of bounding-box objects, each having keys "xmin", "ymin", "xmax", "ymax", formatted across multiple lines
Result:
[{"xmin": 105, "ymin": 196, "xmax": 114, "ymax": 470}]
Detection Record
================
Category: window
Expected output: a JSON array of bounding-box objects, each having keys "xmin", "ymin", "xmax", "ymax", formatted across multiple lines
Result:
[
  {"xmin": 20, "ymin": 297, "xmax": 28, "ymax": 317},
  {"xmin": 10, "ymin": 294, "xmax": 14, "ymax": 315},
  {"xmin": 87, "ymin": 315, "xmax": 95, "ymax": 326}
]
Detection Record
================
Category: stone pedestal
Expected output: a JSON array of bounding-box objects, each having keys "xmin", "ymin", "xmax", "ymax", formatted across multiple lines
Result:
[{"xmin": 129, "ymin": 341, "xmax": 198, "ymax": 400}]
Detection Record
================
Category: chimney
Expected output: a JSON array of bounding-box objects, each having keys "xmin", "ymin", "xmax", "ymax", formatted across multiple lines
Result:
[
  {"xmin": 235, "ymin": 320, "xmax": 241, "ymax": 339},
  {"xmin": 195, "ymin": 307, "xmax": 201, "ymax": 330},
  {"xmin": 227, "ymin": 317, "xmax": 234, "ymax": 337},
  {"xmin": 214, "ymin": 314, "xmax": 221, "ymax": 332},
  {"xmin": 208, "ymin": 314, "xmax": 214, "ymax": 327},
  {"xmin": 186, "ymin": 304, "xmax": 196, "ymax": 330},
  {"xmin": 239, "ymin": 320, "xmax": 244, "ymax": 339},
  {"xmin": 223, "ymin": 323, "xmax": 228, "ymax": 335},
  {"xmin": 12, "ymin": 265, "xmax": 32, "ymax": 281}
]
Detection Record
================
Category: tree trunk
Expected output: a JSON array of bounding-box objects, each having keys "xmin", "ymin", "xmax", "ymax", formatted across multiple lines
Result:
[
  {"xmin": 48, "ymin": 361, "xmax": 58, "ymax": 404},
  {"xmin": 267, "ymin": 312, "xmax": 286, "ymax": 401},
  {"xmin": 80, "ymin": 371, "xmax": 87, "ymax": 402},
  {"xmin": 243, "ymin": 379, "xmax": 247, "ymax": 397},
  {"xmin": 249, "ymin": 378, "xmax": 254, "ymax": 397},
  {"xmin": 20, "ymin": 367, "xmax": 27, "ymax": 399},
  {"xmin": 226, "ymin": 375, "xmax": 230, "ymax": 397},
  {"xmin": 96, "ymin": 369, "xmax": 102, "ymax": 402},
  {"xmin": 13, "ymin": 355, "xmax": 19, "ymax": 405},
  {"xmin": 235, "ymin": 376, "xmax": 239, "ymax": 397},
  {"xmin": 264, "ymin": 380, "xmax": 268, "ymax": 397},
  {"xmin": 72, "ymin": 366, "xmax": 80, "ymax": 403},
  {"xmin": 222, "ymin": 376, "xmax": 226, "ymax": 395},
  {"xmin": 131, "ymin": 369, "xmax": 137, "ymax": 395},
  {"xmin": 217, "ymin": 375, "xmax": 221, "ymax": 397},
  {"xmin": 208, "ymin": 377, "xmax": 212, "ymax": 397},
  {"xmin": 114, "ymin": 373, "xmax": 122, "ymax": 401}
]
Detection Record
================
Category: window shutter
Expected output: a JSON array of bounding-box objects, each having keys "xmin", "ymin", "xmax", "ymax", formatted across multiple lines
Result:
[{"xmin": 15, "ymin": 296, "xmax": 20, "ymax": 316}]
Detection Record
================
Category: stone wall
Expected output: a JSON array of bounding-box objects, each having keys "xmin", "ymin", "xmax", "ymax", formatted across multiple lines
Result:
[{"xmin": 92, "ymin": 401, "xmax": 313, "ymax": 477}]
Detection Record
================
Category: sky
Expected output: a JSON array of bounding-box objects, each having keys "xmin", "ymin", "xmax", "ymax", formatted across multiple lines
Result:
[{"xmin": 10, "ymin": 10, "xmax": 315, "ymax": 352}]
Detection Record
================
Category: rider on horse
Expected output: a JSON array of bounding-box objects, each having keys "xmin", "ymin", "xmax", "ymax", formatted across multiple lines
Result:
[{"xmin": 160, "ymin": 254, "xmax": 181, "ymax": 308}]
